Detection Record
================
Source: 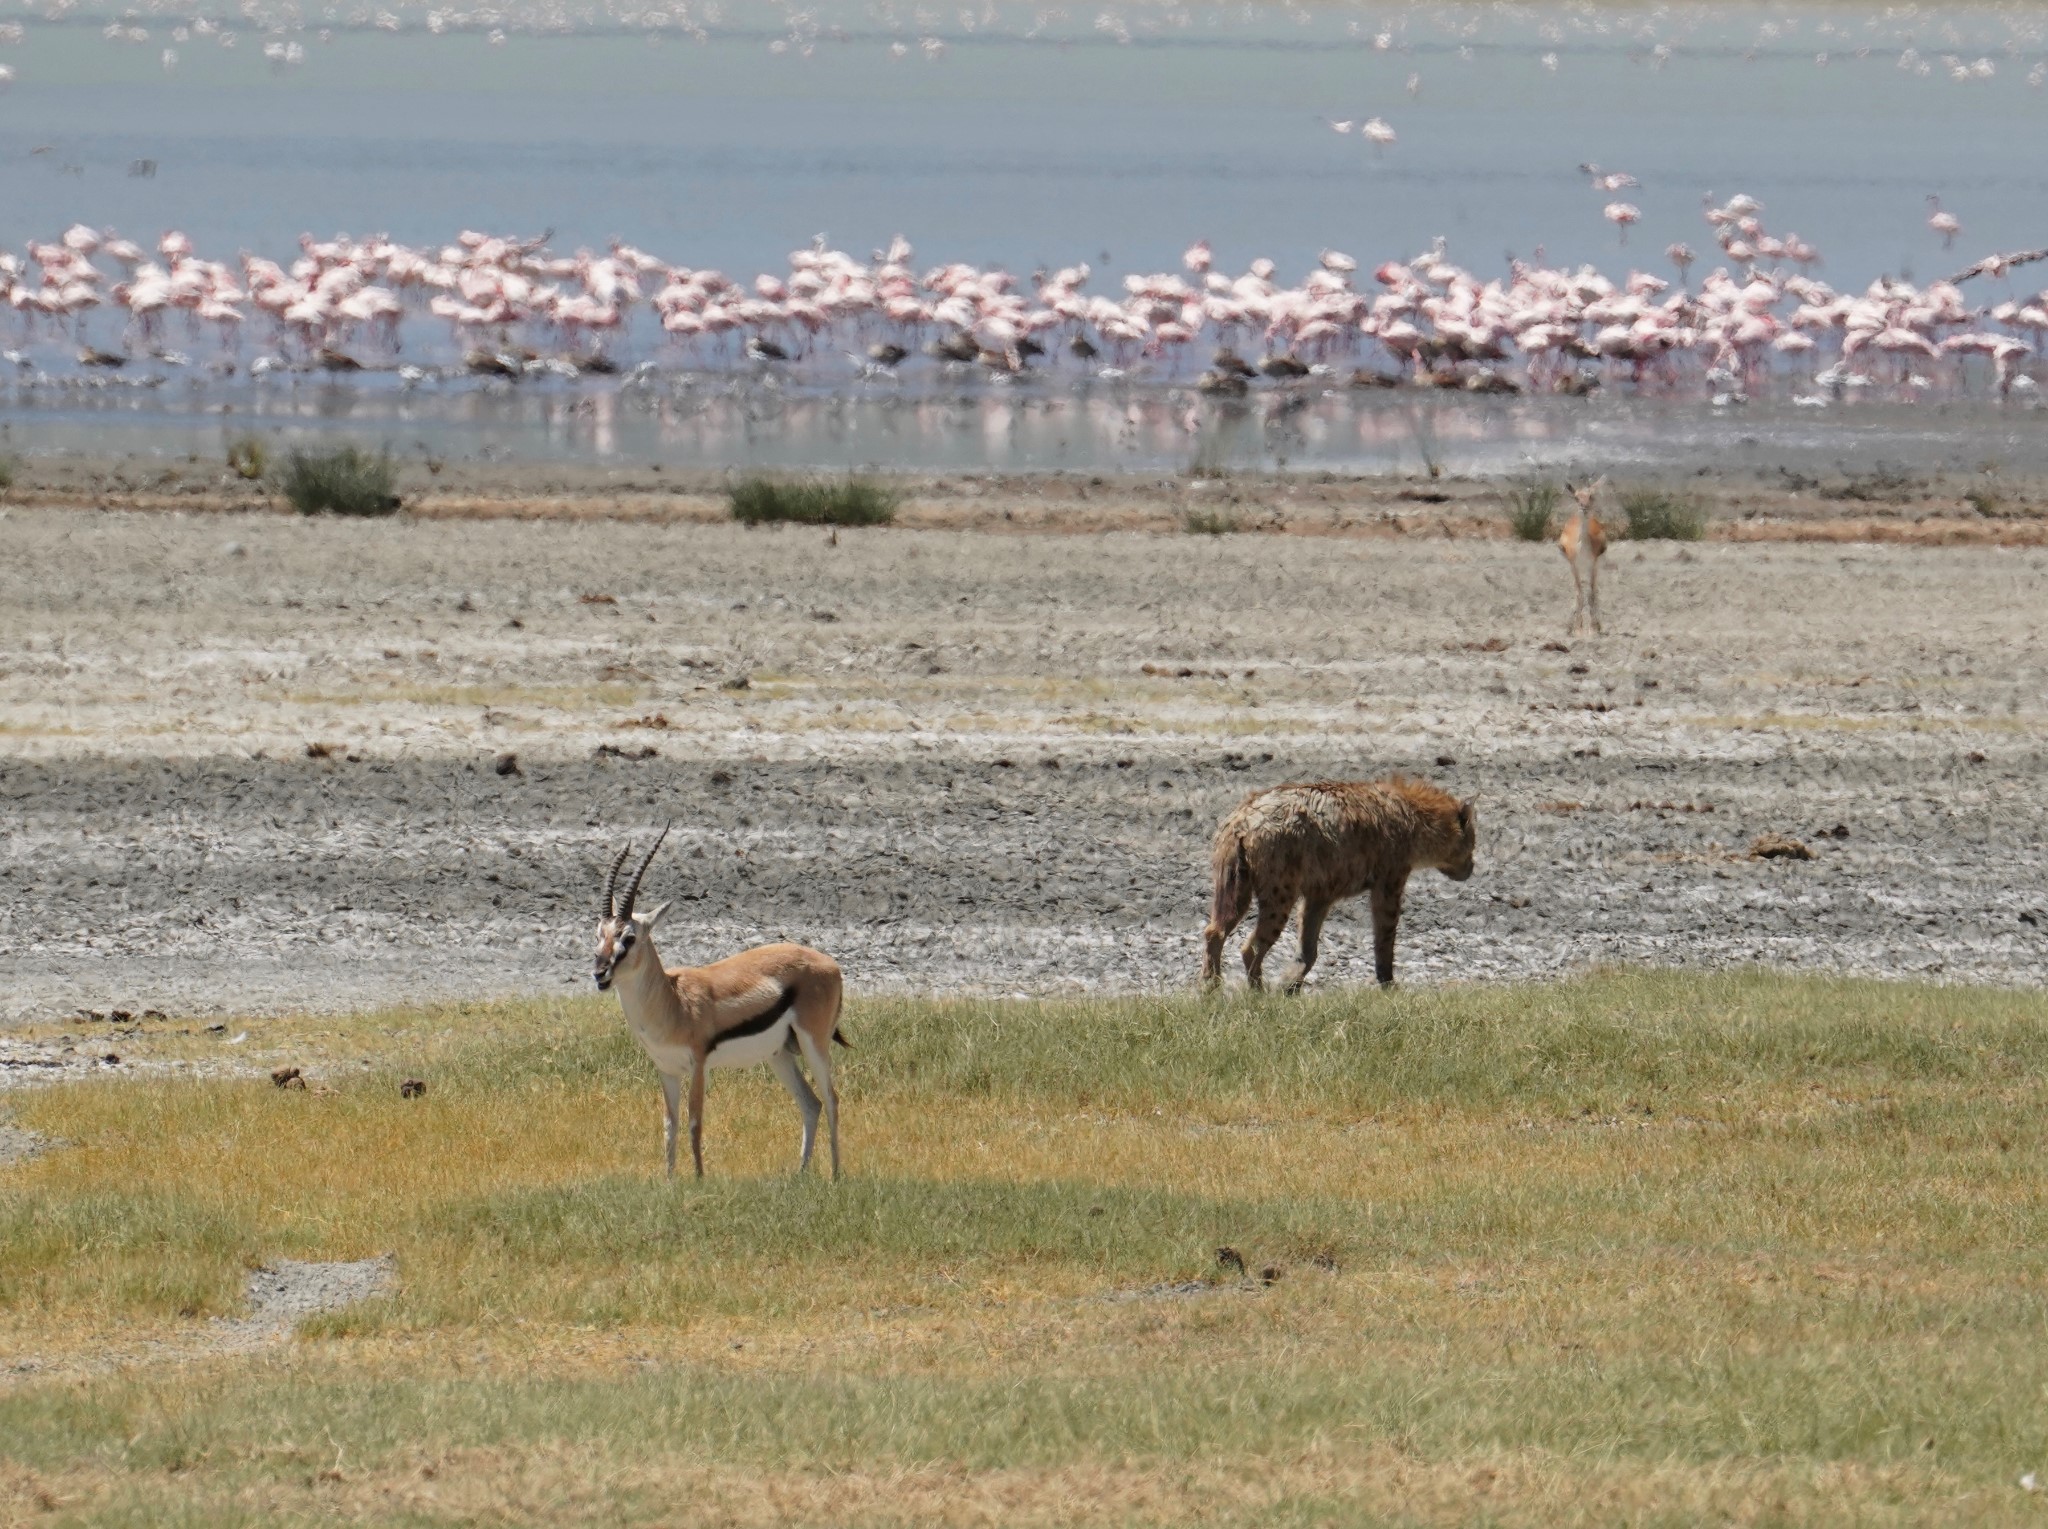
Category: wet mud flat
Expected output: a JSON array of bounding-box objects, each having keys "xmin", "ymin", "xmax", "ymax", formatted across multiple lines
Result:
[{"xmin": 1, "ymin": 505, "xmax": 2042, "ymax": 1022}]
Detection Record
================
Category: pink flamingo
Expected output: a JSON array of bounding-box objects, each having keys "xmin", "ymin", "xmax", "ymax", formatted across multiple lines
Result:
[{"xmin": 1927, "ymin": 196, "xmax": 1961, "ymax": 250}]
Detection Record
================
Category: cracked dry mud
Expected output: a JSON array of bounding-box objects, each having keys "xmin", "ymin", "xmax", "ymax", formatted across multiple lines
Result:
[{"xmin": 2, "ymin": 505, "xmax": 2043, "ymax": 1024}]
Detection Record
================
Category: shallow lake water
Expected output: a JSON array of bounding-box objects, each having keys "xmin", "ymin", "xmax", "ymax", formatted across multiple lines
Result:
[{"xmin": 6, "ymin": 370, "xmax": 2045, "ymax": 477}]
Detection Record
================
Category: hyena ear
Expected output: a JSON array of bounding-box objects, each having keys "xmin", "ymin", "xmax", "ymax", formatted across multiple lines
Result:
[{"xmin": 1457, "ymin": 799, "xmax": 1476, "ymax": 829}]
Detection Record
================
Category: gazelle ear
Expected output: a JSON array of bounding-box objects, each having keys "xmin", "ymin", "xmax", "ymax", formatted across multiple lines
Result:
[{"xmin": 635, "ymin": 900, "xmax": 672, "ymax": 931}]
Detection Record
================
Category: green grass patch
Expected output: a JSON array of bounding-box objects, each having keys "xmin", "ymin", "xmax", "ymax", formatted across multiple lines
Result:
[
  {"xmin": 4, "ymin": 971, "xmax": 2047, "ymax": 1524},
  {"xmin": 728, "ymin": 475, "xmax": 899, "ymax": 527},
  {"xmin": 1616, "ymin": 484, "xmax": 1707, "ymax": 540},
  {"xmin": 272, "ymin": 444, "xmax": 400, "ymax": 516},
  {"xmin": 1503, "ymin": 476, "xmax": 1559, "ymax": 541}
]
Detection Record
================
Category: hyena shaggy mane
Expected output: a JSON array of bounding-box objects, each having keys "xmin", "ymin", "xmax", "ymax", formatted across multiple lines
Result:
[{"xmin": 1201, "ymin": 777, "xmax": 1476, "ymax": 992}]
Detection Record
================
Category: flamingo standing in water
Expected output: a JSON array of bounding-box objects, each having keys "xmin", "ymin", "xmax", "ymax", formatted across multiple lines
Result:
[
  {"xmin": 0, "ymin": 192, "xmax": 2039, "ymax": 404},
  {"xmin": 1927, "ymin": 196, "xmax": 1961, "ymax": 250}
]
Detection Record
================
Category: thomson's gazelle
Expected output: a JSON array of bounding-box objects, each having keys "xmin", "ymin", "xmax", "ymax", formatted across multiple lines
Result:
[{"xmin": 592, "ymin": 826, "xmax": 848, "ymax": 1179}]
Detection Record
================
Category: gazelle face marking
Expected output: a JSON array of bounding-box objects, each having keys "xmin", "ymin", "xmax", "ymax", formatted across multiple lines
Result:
[
  {"xmin": 593, "ymin": 917, "xmax": 637, "ymax": 991},
  {"xmin": 1565, "ymin": 475, "xmax": 1608, "ymax": 517},
  {"xmin": 594, "ymin": 824, "xmax": 672, "ymax": 991}
]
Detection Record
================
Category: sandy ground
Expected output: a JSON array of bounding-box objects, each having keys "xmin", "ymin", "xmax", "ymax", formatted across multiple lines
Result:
[{"xmin": 2, "ymin": 500, "xmax": 2043, "ymax": 1026}]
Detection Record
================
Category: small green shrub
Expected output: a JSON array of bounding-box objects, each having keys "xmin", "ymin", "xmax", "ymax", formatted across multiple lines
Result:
[
  {"xmin": 0, "ymin": 455, "xmax": 18, "ymax": 491},
  {"xmin": 1182, "ymin": 506, "xmax": 1241, "ymax": 535},
  {"xmin": 1963, "ymin": 485, "xmax": 2003, "ymax": 518},
  {"xmin": 1617, "ymin": 485, "xmax": 1706, "ymax": 541},
  {"xmin": 729, "ymin": 476, "xmax": 899, "ymax": 527},
  {"xmin": 1504, "ymin": 478, "xmax": 1559, "ymax": 542},
  {"xmin": 225, "ymin": 435, "xmax": 268, "ymax": 482},
  {"xmin": 273, "ymin": 445, "xmax": 400, "ymax": 517}
]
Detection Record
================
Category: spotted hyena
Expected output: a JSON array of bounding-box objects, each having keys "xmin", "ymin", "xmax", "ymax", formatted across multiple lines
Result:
[{"xmin": 1201, "ymin": 777, "xmax": 1476, "ymax": 992}]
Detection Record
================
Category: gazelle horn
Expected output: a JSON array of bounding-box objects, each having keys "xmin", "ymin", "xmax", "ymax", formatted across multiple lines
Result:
[
  {"xmin": 602, "ymin": 841, "xmax": 634, "ymax": 919},
  {"xmin": 618, "ymin": 821, "xmax": 672, "ymax": 921}
]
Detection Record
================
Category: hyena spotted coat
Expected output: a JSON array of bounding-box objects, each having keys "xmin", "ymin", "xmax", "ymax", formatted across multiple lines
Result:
[{"xmin": 1202, "ymin": 777, "xmax": 1476, "ymax": 991}]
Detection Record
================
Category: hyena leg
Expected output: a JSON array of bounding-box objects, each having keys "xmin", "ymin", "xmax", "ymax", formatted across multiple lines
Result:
[
  {"xmin": 1368, "ymin": 877, "xmax": 1407, "ymax": 988},
  {"xmin": 1281, "ymin": 897, "xmax": 1334, "ymax": 994},
  {"xmin": 1241, "ymin": 896, "xmax": 1294, "ymax": 991}
]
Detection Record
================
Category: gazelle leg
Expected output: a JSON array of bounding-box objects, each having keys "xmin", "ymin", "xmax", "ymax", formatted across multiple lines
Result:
[
  {"xmin": 769, "ymin": 1044, "xmax": 822, "ymax": 1174},
  {"xmin": 1569, "ymin": 563, "xmax": 1588, "ymax": 637},
  {"xmin": 797, "ymin": 1031, "xmax": 841, "ymax": 1181},
  {"xmin": 686, "ymin": 1057, "xmax": 706, "ymax": 1179},
  {"xmin": 1282, "ymin": 896, "xmax": 1333, "ymax": 994},
  {"xmin": 1587, "ymin": 556, "xmax": 1602, "ymax": 636},
  {"xmin": 1241, "ymin": 896, "xmax": 1293, "ymax": 991},
  {"xmin": 659, "ymin": 1072, "xmax": 682, "ymax": 1179}
]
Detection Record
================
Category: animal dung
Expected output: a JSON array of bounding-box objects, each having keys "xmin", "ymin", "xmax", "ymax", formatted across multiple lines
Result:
[
  {"xmin": 493, "ymin": 751, "xmax": 521, "ymax": 776},
  {"xmin": 399, "ymin": 1078, "xmax": 427, "ymax": 1099},
  {"xmin": 1750, "ymin": 832, "xmax": 1815, "ymax": 861}
]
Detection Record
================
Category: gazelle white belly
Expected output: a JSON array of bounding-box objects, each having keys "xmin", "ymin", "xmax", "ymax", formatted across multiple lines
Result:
[{"xmin": 704, "ymin": 1012, "xmax": 794, "ymax": 1069}]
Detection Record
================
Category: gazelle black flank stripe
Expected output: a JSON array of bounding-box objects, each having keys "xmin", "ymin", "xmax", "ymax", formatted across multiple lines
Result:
[{"xmin": 706, "ymin": 985, "xmax": 798, "ymax": 1054}]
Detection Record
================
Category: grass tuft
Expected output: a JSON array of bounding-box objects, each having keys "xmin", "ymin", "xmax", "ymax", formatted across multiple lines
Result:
[
  {"xmin": 728, "ymin": 476, "xmax": 898, "ymax": 527},
  {"xmin": 0, "ymin": 454, "xmax": 17, "ymax": 492},
  {"xmin": 1503, "ymin": 477, "xmax": 1559, "ymax": 541},
  {"xmin": 272, "ymin": 445, "xmax": 400, "ymax": 516},
  {"xmin": 1617, "ymin": 484, "xmax": 1707, "ymax": 540}
]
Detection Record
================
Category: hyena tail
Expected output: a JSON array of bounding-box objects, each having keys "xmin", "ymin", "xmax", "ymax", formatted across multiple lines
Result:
[{"xmin": 1202, "ymin": 833, "xmax": 1252, "ymax": 983}]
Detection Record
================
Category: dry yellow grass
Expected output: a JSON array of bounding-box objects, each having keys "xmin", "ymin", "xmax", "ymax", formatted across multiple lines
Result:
[{"xmin": 2, "ymin": 972, "xmax": 2046, "ymax": 1525}]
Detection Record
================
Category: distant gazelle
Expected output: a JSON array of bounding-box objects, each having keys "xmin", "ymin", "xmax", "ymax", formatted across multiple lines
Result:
[
  {"xmin": 1560, "ymin": 476, "xmax": 1609, "ymax": 637},
  {"xmin": 592, "ymin": 826, "xmax": 848, "ymax": 1179},
  {"xmin": 1202, "ymin": 777, "xmax": 1476, "ymax": 992}
]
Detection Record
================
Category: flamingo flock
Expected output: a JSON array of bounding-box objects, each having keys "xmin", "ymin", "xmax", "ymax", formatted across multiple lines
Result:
[{"xmin": 3, "ymin": 197, "xmax": 2041, "ymax": 405}]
